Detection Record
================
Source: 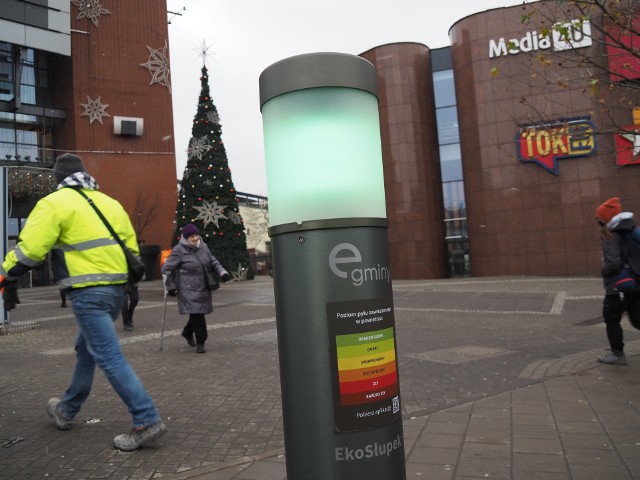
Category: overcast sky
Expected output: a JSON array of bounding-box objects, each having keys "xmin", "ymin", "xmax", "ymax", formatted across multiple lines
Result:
[{"xmin": 166, "ymin": 0, "xmax": 529, "ymax": 196}]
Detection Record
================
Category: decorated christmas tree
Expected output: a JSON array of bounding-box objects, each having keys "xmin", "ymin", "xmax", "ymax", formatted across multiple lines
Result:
[{"xmin": 172, "ymin": 64, "xmax": 253, "ymax": 280}]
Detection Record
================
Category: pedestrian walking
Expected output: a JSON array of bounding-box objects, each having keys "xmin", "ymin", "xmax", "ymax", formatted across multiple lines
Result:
[
  {"xmin": 0, "ymin": 153, "xmax": 166, "ymax": 451},
  {"xmin": 121, "ymin": 282, "xmax": 139, "ymax": 331},
  {"xmin": 50, "ymin": 248, "xmax": 68, "ymax": 308},
  {"xmin": 161, "ymin": 223, "xmax": 230, "ymax": 353},
  {"xmin": 595, "ymin": 197, "xmax": 640, "ymax": 365}
]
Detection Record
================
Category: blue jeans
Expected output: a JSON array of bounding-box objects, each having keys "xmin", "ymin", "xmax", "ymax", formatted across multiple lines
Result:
[{"xmin": 60, "ymin": 285, "xmax": 160, "ymax": 428}]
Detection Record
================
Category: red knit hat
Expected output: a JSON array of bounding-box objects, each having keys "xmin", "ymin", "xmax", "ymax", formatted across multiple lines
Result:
[{"xmin": 595, "ymin": 197, "xmax": 622, "ymax": 224}]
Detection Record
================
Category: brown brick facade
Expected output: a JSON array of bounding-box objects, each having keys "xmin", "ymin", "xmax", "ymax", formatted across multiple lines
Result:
[
  {"xmin": 52, "ymin": 1, "xmax": 177, "ymax": 249},
  {"xmin": 360, "ymin": 4, "xmax": 639, "ymax": 279},
  {"xmin": 450, "ymin": 5, "xmax": 640, "ymax": 276},
  {"xmin": 360, "ymin": 43, "xmax": 447, "ymax": 280}
]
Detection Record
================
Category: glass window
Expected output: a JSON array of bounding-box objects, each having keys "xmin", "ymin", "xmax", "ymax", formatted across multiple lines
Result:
[
  {"xmin": 432, "ymin": 49, "xmax": 469, "ymax": 276},
  {"xmin": 7, "ymin": 218, "xmax": 19, "ymax": 236},
  {"xmin": 436, "ymin": 106, "xmax": 460, "ymax": 145},
  {"xmin": 0, "ymin": 43, "xmax": 52, "ymax": 106},
  {"xmin": 439, "ymin": 144, "xmax": 463, "ymax": 182},
  {"xmin": 433, "ymin": 70, "xmax": 456, "ymax": 108},
  {"xmin": 442, "ymin": 180, "xmax": 466, "ymax": 219},
  {"xmin": 19, "ymin": 63, "xmax": 36, "ymax": 105},
  {"xmin": 446, "ymin": 239, "xmax": 470, "ymax": 277},
  {"xmin": 0, "ymin": 43, "xmax": 13, "ymax": 102},
  {"xmin": 21, "ymin": 66, "xmax": 35, "ymax": 85},
  {"xmin": 0, "ymin": 113, "xmax": 55, "ymax": 163}
]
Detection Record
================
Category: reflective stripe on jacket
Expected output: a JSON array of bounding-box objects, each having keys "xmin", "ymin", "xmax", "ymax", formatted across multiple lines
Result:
[{"xmin": 2, "ymin": 187, "xmax": 138, "ymax": 288}]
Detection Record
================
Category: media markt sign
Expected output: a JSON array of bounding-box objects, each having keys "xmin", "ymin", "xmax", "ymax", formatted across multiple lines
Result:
[
  {"xmin": 516, "ymin": 117, "xmax": 597, "ymax": 175},
  {"xmin": 489, "ymin": 19, "xmax": 592, "ymax": 58}
]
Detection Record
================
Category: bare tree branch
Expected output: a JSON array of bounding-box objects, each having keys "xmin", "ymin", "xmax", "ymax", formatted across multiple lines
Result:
[
  {"xmin": 132, "ymin": 192, "xmax": 160, "ymax": 243},
  {"xmin": 491, "ymin": 0, "xmax": 639, "ymax": 139}
]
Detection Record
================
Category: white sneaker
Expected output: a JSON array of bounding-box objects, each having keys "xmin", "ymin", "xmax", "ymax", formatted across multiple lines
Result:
[
  {"xmin": 597, "ymin": 350, "xmax": 627, "ymax": 365},
  {"xmin": 46, "ymin": 397, "xmax": 73, "ymax": 430},
  {"xmin": 113, "ymin": 421, "xmax": 167, "ymax": 451}
]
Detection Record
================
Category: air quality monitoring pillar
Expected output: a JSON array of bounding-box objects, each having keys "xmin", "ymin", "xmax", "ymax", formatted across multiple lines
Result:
[{"xmin": 259, "ymin": 52, "xmax": 406, "ymax": 480}]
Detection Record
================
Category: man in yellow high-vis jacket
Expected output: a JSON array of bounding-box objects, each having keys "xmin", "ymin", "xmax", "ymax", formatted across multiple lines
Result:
[{"xmin": 0, "ymin": 153, "xmax": 166, "ymax": 451}]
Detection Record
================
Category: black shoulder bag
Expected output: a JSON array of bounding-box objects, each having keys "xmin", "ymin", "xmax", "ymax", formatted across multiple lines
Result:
[
  {"xmin": 192, "ymin": 250, "xmax": 220, "ymax": 291},
  {"xmin": 71, "ymin": 188, "xmax": 145, "ymax": 284}
]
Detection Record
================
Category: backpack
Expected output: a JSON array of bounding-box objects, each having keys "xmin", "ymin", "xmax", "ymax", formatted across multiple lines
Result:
[
  {"xmin": 620, "ymin": 227, "xmax": 640, "ymax": 276},
  {"xmin": 613, "ymin": 227, "xmax": 640, "ymax": 293}
]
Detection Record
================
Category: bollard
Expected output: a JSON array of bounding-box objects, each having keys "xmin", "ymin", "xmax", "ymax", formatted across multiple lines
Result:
[
  {"xmin": 1, "ymin": 167, "xmax": 6, "ymax": 324},
  {"xmin": 259, "ymin": 52, "xmax": 406, "ymax": 480}
]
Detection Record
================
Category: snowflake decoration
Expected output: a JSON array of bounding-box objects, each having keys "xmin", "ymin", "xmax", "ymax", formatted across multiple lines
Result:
[
  {"xmin": 227, "ymin": 211, "xmax": 242, "ymax": 225},
  {"xmin": 80, "ymin": 96, "xmax": 110, "ymax": 124},
  {"xmin": 207, "ymin": 110, "xmax": 220, "ymax": 124},
  {"xmin": 71, "ymin": 0, "xmax": 110, "ymax": 27},
  {"xmin": 232, "ymin": 263, "xmax": 248, "ymax": 282},
  {"xmin": 193, "ymin": 199, "xmax": 227, "ymax": 229},
  {"xmin": 188, "ymin": 136, "xmax": 212, "ymax": 160},
  {"xmin": 140, "ymin": 40, "xmax": 171, "ymax": 93}
]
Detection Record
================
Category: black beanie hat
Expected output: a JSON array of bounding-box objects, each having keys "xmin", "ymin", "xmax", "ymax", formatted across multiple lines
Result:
[
  {"xmin": 182, "ymin": 223, "xmax": 199, "ymax": 239},
  {"xmin": 53, "ymin": 153, "xmax": 86, "ymax": 183}
]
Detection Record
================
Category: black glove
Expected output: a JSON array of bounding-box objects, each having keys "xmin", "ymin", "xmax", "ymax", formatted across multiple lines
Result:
[
  {"xmin": 167, "ymin": 289, "xmax": 177, "ymax": 297},
  {"xmin": 221, "ymin": 273, "xmax": 230, "ymax": 283},
  {"xmin": 1, "ymin": 280, "xmax": 20, "ymax": 311}
]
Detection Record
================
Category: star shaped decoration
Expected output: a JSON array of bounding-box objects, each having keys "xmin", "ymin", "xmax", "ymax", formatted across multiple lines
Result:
[
  {"xmin": 188, "ymin": 136, "xmax": 212, "ymax": 160},
  {"xmin": 620, "ymin": 130, "xmax": 640, "ymax": 157},
  {"xmin": 207, "ymin": 110, "xmax": 220, "ymax": 124},
  {"xmin": 140, "ymin": 40, "xmax": 171, "ymax": 93},
  {"xmin": 193, "ymin": 199, "xmax": 227, "ymax": 229},
  {"xmin": 227, "ymin": 210, "xmax": 242, "ymax": 225},
  {"xmin": 232, "ymin": 263, "xmax": 248, "ymax": 282},
  {"xmin": 80, "ymin": 96, "xmax": 110, "ymax": 124},
  {"xmin": 71, "ymin": 0, "xmax": 110, "ymax": 27}
]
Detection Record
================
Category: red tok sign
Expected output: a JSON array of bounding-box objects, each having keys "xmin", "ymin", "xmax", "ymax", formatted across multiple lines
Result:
[{"xmin": 517, "ymin": 118, "xmax": 597, "ymax": 175}]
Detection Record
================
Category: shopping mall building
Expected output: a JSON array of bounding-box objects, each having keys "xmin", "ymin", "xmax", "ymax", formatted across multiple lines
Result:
[
  {"xmin": 361, "ymin": 1, "xmax": 639, "ymax": 279},
  {"xmin": 1, "ymin": 1, "xmax": 638, "ymax": 280}
]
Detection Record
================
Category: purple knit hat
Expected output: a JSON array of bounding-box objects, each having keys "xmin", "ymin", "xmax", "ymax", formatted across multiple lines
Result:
[{"xmin": 182, "ymin": 223, "xmax": 199, "ymax": 239}]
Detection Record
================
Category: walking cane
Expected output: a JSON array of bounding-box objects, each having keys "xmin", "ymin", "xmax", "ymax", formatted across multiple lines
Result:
[{"xmin": 159, "ymin": 274, "xmax": 168, "ymax": 352}]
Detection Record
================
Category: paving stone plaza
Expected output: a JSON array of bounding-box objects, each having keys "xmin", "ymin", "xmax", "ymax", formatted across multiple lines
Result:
[{"xmin": 1, "ymin": 276, "xmax": 639, "ymax": 479}]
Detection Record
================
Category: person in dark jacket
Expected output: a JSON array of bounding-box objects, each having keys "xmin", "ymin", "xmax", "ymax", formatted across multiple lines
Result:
[
  {"xmin": 161, "ymin": 224, "xmax": 230, "ymax": 353},
  {"xmin": 595, "ymin": 197, "xmax": 640, "ymax": 365},
  {"xmin": 50, "ymin": 248, "xmax": 69, "ymax": 307},
  {"xmin": 121, "ymin": 282, "xmax": 139, "ymax": 331}
]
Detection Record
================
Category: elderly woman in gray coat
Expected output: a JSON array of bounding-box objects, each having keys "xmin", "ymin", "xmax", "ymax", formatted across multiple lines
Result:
[{"xmin": 162, "ymin": 224, "xmax": 229, "ymax": 353}]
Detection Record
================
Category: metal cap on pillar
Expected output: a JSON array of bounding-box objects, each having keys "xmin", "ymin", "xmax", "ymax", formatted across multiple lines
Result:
[
  {"xmin": 260, "ymin": 53, "xmax": 406, "ymax": 480},
  {"xmin": 260, "ymin": 52, "xmax": 387, "ymax": 227}
]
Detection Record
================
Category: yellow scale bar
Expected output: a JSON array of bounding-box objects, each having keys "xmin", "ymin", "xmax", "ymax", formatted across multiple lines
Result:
[{"xmin": 338, "ymin": 346, "xmax": 396, "ymax": 371}]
